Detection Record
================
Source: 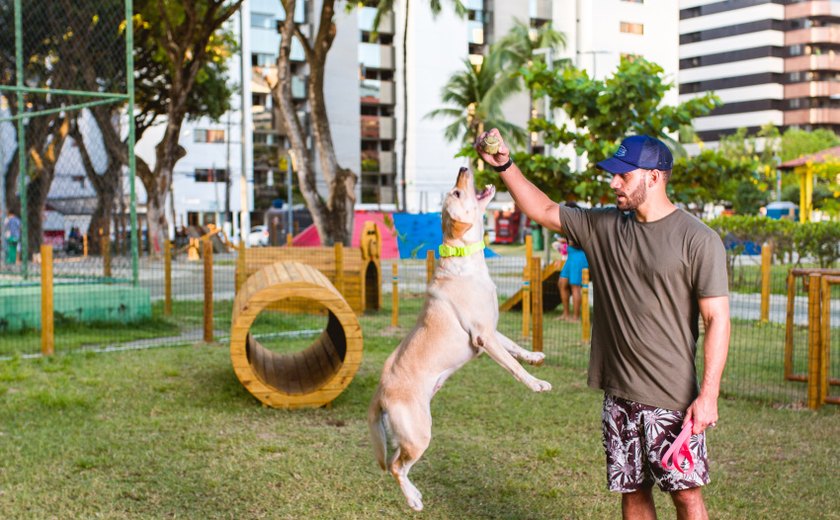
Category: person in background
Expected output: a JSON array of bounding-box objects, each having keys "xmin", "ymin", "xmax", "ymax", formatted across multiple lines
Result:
[
  {"xmin": 556, "ymin": 202, "xmax": 589, "ymax": 322},
  {"xmin": 4, "ymin": 209, "xmax": 21, "ymax": 265}
]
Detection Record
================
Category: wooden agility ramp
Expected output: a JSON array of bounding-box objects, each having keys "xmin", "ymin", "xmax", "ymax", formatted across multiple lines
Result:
[
  {"xmin": 230, "ymin": 261, "xmax": 363, "ymax": 408},
  {"xmin": 500, "ymin": 261, "xmax": 563, "ymax": 312}
]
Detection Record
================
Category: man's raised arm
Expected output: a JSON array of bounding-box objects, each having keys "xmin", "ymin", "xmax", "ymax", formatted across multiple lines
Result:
[{"xmin": 475, "ymin": 129, "xmax": 563, "ymax": 233}]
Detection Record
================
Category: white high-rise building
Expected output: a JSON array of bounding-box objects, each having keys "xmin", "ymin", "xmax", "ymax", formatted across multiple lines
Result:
[{"xmin": 143, "ymin": 0, "xmax": 680, "ymax": 233}]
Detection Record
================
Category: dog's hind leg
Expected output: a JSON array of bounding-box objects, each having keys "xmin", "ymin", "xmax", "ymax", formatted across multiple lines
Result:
[
  {"xmin": 496, "ymin": 330, "xmax": 545, "ymax": 366},
  {"xmin": 385, "ymin": 404, "xmax": 432, "ymax": 511}
]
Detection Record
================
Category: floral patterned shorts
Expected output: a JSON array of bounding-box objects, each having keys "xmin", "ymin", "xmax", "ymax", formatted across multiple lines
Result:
[{"xmin": 601, "ymin": 394, "xmax": 710, "ymax": 493}]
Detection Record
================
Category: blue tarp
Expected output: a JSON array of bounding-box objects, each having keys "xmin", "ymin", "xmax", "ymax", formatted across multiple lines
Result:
[{"xmin": 391, "ymin": 212, "xmax": 498, "ymax": 259}]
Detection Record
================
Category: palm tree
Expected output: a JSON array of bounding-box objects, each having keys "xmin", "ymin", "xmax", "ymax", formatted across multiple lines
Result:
[
  {"xmin": 426, "ymin": 46, "xmax": 527, "ymax": 156},
  {"xmin": 488, "ymin": 19, "xmax": 566, "ymax": 73}
]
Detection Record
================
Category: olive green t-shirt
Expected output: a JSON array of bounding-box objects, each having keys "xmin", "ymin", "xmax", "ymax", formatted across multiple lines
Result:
[{"xmin": 559, "ymin": 205, "xmax": 729, "ymax": 411}]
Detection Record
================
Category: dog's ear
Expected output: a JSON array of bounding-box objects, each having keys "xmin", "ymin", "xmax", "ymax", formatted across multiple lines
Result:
[{"xmin": 443, "ymin": 210, "xmax": 473, "ymax": 240}]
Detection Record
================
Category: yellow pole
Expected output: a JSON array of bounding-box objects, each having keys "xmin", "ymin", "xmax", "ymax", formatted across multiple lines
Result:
[
  {"xmin": 531, "ymin": 257, "xmax": 543, "ymax": 353},
  {"xmin": 522, "ymin": 235, "xmax": 533, "ymax": 338},
  {"xmin": 82, "ymin": 233, "xmax": 88, "ymax": 257},
  {"xmin": 581, "ymin": 268, "xmax": 591, "ymax": 343},
  {"xmin": 806, "ymin": 273, "xmax": 822, "ymax": 409},
  {"xmin": 784, "ymin": 271, "xmax": 796, "ymax": 380},
  {"xmin": 334, "ymin": 243, "xmax": 345, "ymax": 295},
  {"xmin": 203, "ymin": 239, "xmax": 214, "ymax": 343},
  {"xmin": 760, "ymin": 243, "xmax": 772, "ymax": 323},
  {"xmin": 820, "ymin": 275, "xmax": 832, "ymax": 405},
  {"xmin": 235, "ymin": 241, "xmax": 246, "ymax": 293},
  {"xmin": 426, "ymin": 249, "xmax": 435, "ymax": 286},
  {"xmin": 164, "ymin": 240, "xmax": 172, "ymax": 316},
  {"xmin": 391, "ymin": 263, "xmax": 399, "ymax": 327},
  {"xmin": 286, "ymin": 232, "xmax": 293, "ymax": 246},
  {"xmin": 40, "ymin": 245, "xmax": 54, "ymax": 356}
]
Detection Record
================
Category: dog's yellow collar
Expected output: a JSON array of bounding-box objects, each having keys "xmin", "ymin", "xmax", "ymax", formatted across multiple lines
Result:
[{"xmin": 438, "ymin": 241, "xmax": 485, "ymax": 258}]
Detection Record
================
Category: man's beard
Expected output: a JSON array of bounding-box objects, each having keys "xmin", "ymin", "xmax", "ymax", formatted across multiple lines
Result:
[{"xmin": 615, "ymin": 180, "xmax": 647, "ymax": 211}]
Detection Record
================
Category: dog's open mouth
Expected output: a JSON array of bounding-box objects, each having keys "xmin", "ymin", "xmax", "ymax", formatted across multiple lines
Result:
[{"xmin": 476, "ymin": 184, "xmax": 495, "ymax": 201}]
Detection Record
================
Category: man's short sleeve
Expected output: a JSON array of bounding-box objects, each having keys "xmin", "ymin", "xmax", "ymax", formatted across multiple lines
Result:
[
  {"xmin": 558, "ymin": 204, "xmax": 592, "ymax": 247},
  {"xmin": 692, "ymin": 229, "xmax": 729, "ymax": 298}
]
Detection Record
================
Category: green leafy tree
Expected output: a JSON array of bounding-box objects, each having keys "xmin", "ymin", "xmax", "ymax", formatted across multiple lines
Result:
[
  {"xmin": 132, "ymin": 0, "xmax": 241, "ymax": 253},
  {"xmin": 521, "ymin": 56, "xmax": 719, "ymax": 204}
]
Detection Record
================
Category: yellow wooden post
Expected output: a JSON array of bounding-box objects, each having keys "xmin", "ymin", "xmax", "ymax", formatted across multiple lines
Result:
[
  {"xmin": 581, "ymin": 268, "xmax": 591, "ymax": 343},
  {"xmin": 164, "ymin": 240, "xmax": 172, "ymax": 316},
  {"xmin": 522, "ymin": 235, "xmax": 533, "ymax": 338},
  {"xmin": 334, "ymin": 243, "xmax": 345, "ymax": 295},
  {"xmin": 391, "ymin": 263, "xmax": 399, "ymax": 327},
  {"xmin": 286, "ymin": 232, "xmax": 293, "ymax": 246},
  {"xmin": 203, "ymin": 239, "xmax": 214, "ymax": 343},
  {"xmin": 40, "ymin": 245, "xmax": 54, "ymax": 356},
  {"xmin": 82, "ymin": 233, "xmax": 88, "ymax": 257},
  {"xmin": 235, "ymin": 241, "xmax": 247, "ymax": 293},
  {"xmin": 820, "ymin": 275, "xmax": 832, "ymax": 405},
  {"xmin": 760, "ymin": 242, "xmax": 772, "ymax": 323},
  {"xmin": 784, "ymin": 271, "xmax": 796, "ymax": 380},
  {"xmin": 806, "ymin": 273, "xmax": 822, "ymax": 409},
  {"xmin": 426, "ymin": 249, "xmax": 435, "ymax": 285},
  {"xmin": 102, "ymin": 236, "xmax": 111, "ymax": 278},
  {"xmin": 531, "ymin": 257, "xmax": 543, "ymax": 353}
]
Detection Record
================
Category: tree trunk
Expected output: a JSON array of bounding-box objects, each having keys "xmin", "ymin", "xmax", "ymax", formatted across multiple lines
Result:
[{"xmin": 272, "ymin": 0, "xmax": 356, "ymax": 246}]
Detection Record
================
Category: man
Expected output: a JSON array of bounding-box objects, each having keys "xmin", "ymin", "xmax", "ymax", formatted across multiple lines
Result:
[
  {"xmin": 4, "ymin": 209, "xmax": 21, "ymax": 265},
  {"xmin": 476, "ymin": 131, "xmax": 730, "ymax": 520}
]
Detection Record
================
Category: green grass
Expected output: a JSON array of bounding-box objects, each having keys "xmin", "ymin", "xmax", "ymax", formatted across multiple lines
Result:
[{"xmin": 0, "ymin": 307, "xmax": 838, "ymax": 519}]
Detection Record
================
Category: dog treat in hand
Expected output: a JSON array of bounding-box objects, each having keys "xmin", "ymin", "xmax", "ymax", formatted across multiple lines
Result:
[{"xmin": 481, "ymin": 134, "xmax": 501, "ymax": 155}]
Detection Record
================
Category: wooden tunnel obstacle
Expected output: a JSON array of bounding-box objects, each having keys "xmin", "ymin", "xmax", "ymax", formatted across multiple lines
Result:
[
  {"xmin": 230, "ymin": 261, "xmax": 363, "ymax": 408},
  {"xmin": 235, "ymin": 221, "xmax": 382, "ymax": 315}
]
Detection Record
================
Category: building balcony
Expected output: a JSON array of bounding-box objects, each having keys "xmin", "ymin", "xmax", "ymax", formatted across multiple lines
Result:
[
  {"xmin": 785, "ymin": 54, "xmax": 840, "ymax": 73},
  {"xmin": 359, "ymin": 43, "xmax": 395, "ymax": 70},
  {"xmin": 361, "ymin": 150, "xmax": 395, "ymax": 174},
  {"xmin": 785, "ymin": 80, "xmax": 840, "ymax": 98},
  {"xmin": 785, "ymin": 1, "xmax": 840, "ymax": 20},
  {"xmin": 530, "ymin": 0, "xmax": 552, "ymax": 21},
  {"xmin": 360, "ymin": 79, "xmax": 395, "ymax": 105},
  {"xmin": 784, "ymin": 107, "xmax": 840, "ymax": 125},
  {"xmin": 786, "ymin": 26, "xmax": 840, "ymax": 46},
  {"xmin": 358, "ymin": 7, "xmax": 395, "ymax": 34},
  {"xmin": 361, "ymin": 116, "xmax": 396, "ymax": 140}
]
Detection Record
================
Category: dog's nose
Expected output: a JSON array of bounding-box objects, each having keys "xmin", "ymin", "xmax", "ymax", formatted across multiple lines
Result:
[{"xmin": 459, "ymin": 167, "xmax": 468, "ymax": 173}]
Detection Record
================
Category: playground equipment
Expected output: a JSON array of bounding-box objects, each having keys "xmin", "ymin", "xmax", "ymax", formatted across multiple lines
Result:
[
  {"xmin": 499, "ymin": 261, "xmax": 563, "ymax": 313},
  {"xmin": 784, "ymin": 268, "xmax": 840, "ymax": 408},
  {"xmin": 230, "ymin": 261, "xmax": 363, "ymax": 408},
  {"xmin": 235, "ymin": 222, "xmax": 381, "ymax": 315}
]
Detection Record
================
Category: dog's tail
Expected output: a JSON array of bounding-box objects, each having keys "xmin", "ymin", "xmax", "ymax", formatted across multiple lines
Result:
[{"xmin": 368, "ymin": 395, "xmax": 389, "ymax": 471}]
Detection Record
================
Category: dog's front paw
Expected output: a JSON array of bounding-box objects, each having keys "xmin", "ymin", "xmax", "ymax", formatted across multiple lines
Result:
[
  {"xmin": 529, "ymin": 378, "xmax": 552, "ymax": 392},
  {"xmin": 525, "ymin": 351, "xmax": 545, "ymax": 366}
]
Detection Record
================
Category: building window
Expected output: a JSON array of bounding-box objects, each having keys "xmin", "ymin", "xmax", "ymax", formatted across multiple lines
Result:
[
  {"xmin": 194, "ymin": 129, "xmax": 226, "ymax": 143},
  {"xmin": 252, "ymin": 53, "xmax": 275, "ymax": 67},
  {"xmin": 251, "ymin": 12, "xmax": 274, "ymax": 29},
  {"xmin": 620, "ymin": 22, "xmax": 644, "ymax": 35},
  {"xmin": 194, "ymin": 168, "xmax": 229, "ymax": 183}
]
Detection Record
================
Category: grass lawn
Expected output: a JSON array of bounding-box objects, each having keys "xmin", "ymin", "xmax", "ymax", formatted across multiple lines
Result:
[{"xmin": 0, "ymin": 304, "xmax": 838, "ymax": 519}]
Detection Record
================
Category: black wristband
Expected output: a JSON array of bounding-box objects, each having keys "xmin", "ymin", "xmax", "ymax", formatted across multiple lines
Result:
[{"xmin": 492, "ymin": 157, "xmax": 513, "ymax": 173}]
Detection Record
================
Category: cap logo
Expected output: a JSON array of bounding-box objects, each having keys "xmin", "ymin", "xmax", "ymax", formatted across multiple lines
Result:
[{"xmin": 615, "ymin": 145, "xmax": 627, "ymax": 158}]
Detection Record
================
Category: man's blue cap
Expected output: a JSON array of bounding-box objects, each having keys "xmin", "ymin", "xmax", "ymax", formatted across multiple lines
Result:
[{"xmin": 596, "ymin": 135, "xmax": 673, "ymax": 174}]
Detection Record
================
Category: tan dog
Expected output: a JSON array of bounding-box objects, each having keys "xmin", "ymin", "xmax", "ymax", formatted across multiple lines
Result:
[{"xmin": 368, "ymin": 167, "xmax": 552, "ymax": 511}]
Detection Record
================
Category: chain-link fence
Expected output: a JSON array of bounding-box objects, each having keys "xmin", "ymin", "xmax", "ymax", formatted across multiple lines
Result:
[
  {"xmin": 0, "ymin": 0, "xmax": 139, "ymax": 341},
  {"xmin": 1, "ymin": 237, "xmax": 838, "ymax": 409}
]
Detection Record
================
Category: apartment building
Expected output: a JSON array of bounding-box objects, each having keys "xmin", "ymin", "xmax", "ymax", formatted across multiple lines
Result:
[
  {"xmin": 680, "ymin": 0, "xmax": 840, "ymax": 143},
  {"xmin": 142, "ymin": 0, "xmax": 681, "ymax": 233}
]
